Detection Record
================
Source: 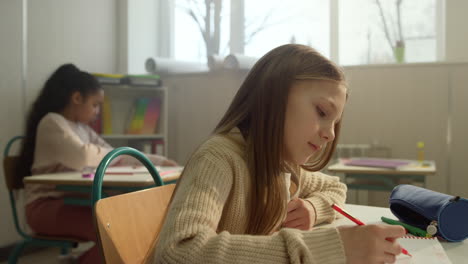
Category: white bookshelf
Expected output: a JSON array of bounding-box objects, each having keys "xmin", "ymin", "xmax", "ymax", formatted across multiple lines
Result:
[{"xmin": 100, "ymin": 85, "xmax": 169, "ymax": 156}]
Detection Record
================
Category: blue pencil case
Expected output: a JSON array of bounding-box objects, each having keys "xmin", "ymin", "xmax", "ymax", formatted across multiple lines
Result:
[{"xmin": 389, "ymin": 184, "xmax": 468, "ymax": 242}]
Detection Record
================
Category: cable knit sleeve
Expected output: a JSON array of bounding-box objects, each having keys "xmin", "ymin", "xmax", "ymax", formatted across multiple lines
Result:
[
  {"xmin": 299, "ymin": 171, "xmax": 347, "ymax": 225},
  {"xmin": 33, "ymin": 114, "xmax": 113, "ymax": 171},
  {"xmin": 154, "ymin": 150, "xmax": 346, "ymax": 264}
]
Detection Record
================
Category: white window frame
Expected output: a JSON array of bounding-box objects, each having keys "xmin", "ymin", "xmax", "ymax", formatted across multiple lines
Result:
[{"xmin": 153, "ymin": 0, "xmax": 445, "ymax": 65}]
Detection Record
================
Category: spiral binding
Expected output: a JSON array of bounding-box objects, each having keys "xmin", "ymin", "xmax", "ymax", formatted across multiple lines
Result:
[{"xmin": 402, "ymin": 235, "xmax": 436, "ymax": 240}]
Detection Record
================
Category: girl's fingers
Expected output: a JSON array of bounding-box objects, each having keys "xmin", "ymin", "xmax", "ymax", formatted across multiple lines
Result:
[
  {"xmin": 286, "ymin": 198, "xmax": 300, "ymax": 212},
  {"xmin": 383, "ymin": 252, "xmax": 397, "ymax": 264},
  {"xmin": 383, "ymin": 239, "xmax": 402, "ymax": 256},
  {"xmin": 284, "ymin": 208, "xmax": 301, "ymax": 223},
  {"xmin": 283, "ymin": 218, "xmax": 303, "ymax": 229},
  {"xmin": 382, "ymin": 225, "xmax": 406, "ymax": 239}
]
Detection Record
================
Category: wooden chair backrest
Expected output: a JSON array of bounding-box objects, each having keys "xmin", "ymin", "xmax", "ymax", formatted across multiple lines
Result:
[{"xmin": 94, "ymin": 184, "xmax": 175, "ymax": 264}]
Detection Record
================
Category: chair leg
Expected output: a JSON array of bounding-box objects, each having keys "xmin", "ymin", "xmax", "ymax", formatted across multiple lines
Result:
[
  {"xmin": 60, "ymin": 246, "xmax": 70, "ymax": 255},
  {"xmin": 8, "ymin": 240, "xmax": 28, "ymax": 264}
]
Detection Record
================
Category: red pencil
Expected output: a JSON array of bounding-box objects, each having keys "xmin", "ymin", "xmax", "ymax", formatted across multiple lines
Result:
[{"xmin": 331, "ymin": 204, "xmax": 412, "ymax": 257}]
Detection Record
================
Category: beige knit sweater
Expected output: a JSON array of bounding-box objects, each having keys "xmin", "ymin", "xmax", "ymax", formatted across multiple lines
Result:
[{"xmin": 154, "ymin": 128, "xmax": 347, "ymax": 263}]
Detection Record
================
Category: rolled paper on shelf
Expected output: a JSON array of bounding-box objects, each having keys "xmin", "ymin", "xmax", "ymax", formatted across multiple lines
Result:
[
  {"xmin": 223, "ymin": 54, "xmax": 258, "ymax": 70},
  {"xmin": 207, "ymin": 54, "xmax": 224, "ymax": 71},
  {"xmin": 145, "ymin": 57, "xmax": 208, "ymax": 74}
]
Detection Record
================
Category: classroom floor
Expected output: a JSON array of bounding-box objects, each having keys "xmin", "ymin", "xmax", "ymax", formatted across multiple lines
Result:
[
  {"xmin": 0, "ymin": 242, "xmax": 94, "ymax": 264},
  {"xmin": 0, "ymin": 247, "xmax": 62, "ymax": 264}
]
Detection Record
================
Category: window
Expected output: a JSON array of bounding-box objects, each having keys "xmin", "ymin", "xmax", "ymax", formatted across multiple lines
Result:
[
  {"xmin": 157, "ymin": 0, "xmax": 440, "ymax": 65},
  {"xmin": 244, "ymin": 0, "xmax": 329, "ymax": 58},
  {"xmin": 339, "ymin": 0, "xmax": 437, "ymax": 65},
  {"xmin": 174, "ymin": 0, "xmax": 230, "ymax": 63}
]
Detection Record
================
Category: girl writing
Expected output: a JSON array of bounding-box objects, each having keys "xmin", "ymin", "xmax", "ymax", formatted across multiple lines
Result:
[
  {"xmin": 152, "ymin": 44, "xmax": 405, "ymax": 264},
  {"xmin": 17, "ymin": 64, "xmax": 176, "ymax": 264}
]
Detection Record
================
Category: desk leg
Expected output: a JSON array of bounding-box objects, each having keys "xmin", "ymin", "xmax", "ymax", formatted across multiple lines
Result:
[
  {"xmin": 345, "ymin": 173, "xmax": 369, "ymax": 205},
  {"xmin": 354, "ymin": 187, "xmax": 359, "ymax": 204},
  {"xmin": 357, "ymin": 189, "xmax": 369, "ymax": 205}
]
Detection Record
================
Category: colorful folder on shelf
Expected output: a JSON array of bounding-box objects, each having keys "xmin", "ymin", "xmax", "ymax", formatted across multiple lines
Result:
[
  {"xmin": 142, "ymin": 98, "xmax": 161, "ymax": 134},
  {"xmin": 127, "ymin": 97, "xmax": 161, "ymax": 134}
]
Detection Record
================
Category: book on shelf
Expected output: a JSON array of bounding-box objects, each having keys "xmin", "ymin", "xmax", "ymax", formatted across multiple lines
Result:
[
  {"xmin": 342, "ymin": 158, "xmax": 411, "ymax": 169},
  {"xmin": 142, "ymin": 98, "xmax": 161, "ymax": 134},
  {"xmin": 127, "ymin": 97, "xmax": 148, "ymax": 134},
  {"xmin": 92, "ymin": 73, "xmax": 163, "ymax": 87},
  {"xmin": 92, "ymin": 73, "xmax": 125, "ymax": 85},
  {"xmin": 122, "ymin": 74, "xmax": 162, "ymax": 87},
  {"xmin": 126, "ymin": 97, "xmax": 161, "ymax": 134}
]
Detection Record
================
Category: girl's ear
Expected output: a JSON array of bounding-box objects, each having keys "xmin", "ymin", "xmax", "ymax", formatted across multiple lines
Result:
[{"xmin": 71, "ymin": 91, "xmax": 84, "ymax": 105}]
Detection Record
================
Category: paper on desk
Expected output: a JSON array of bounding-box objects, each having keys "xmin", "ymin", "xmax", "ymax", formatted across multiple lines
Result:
[
  {"xmin": 104, "ymin": 166, "xmax": 183, "ymax": 175},
  {"xmin": 395, "ymin": 236, "xmax": 451, "ymax": 264}
]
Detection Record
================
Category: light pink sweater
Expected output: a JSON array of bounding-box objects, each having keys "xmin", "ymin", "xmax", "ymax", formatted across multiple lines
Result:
[{"xmin": 25, "ymin": 112, "xmax": 166, "ymax": 205}]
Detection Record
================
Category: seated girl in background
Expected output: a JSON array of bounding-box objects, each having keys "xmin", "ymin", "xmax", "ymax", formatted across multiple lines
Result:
[
  {"xmin": 151, "ymin": 44, "xmax": 405, "ymax": 264},
  {"xmin": 17, "ymin": 63, "xmax": 177, "ymax": 264}
]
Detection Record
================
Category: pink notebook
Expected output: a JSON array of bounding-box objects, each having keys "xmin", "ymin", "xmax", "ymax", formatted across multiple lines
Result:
[{"xmin": 343, "ymin": 158, "xmax": 411, "ymax": 169}]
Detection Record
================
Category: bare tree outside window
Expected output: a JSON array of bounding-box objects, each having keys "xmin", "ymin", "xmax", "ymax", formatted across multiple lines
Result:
[
  {"xmin": 340, "ymin": 0, "xmax": 436, "ymax": 65},
  {"xmin": 177, "ymin": 0, "xmax": 282, "ymax": 60},
  {"xmin": 179, "ymin": 0, "xmax": 223, "ymax": 56},
  {"xmin": 375, "ymin": 0, "xmax": 405, "ymax": 62},
  {"xmin": 243, "ymin": 0, "xmax": 329, "ymax": 58},
  {"xmin": 176, "ymin": 0, "xmax": 326, "ymax": 62},
  {"xmin": 173, "ymin": 0, "xmax": 435, "ymax": 65}
]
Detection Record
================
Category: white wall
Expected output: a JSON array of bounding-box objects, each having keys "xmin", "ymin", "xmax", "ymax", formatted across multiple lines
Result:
[
  {"xmin": 450, "ymin": 65, "xmax": 468, "ymax": 198},
  {"xmin": 27, "ymin": 0, "xmax": 118, "ymax": 104},
  {"xmin": 0, "ymin": 0, "xmax": 26, "ymax": 247},
  {"xmin": 164, "ymin": 71, "xmax": 246, "ymax": 162},
  {"xmin": 445, "ymin": 0, "xmax": 468, "ymax": 62},
  {"xmin": 341, "ymin": 64, "xmax": 450, "ymax": 193},
  {"xmin": 0, "ymin": 0, "xmax": 118, "ymax": 248}
]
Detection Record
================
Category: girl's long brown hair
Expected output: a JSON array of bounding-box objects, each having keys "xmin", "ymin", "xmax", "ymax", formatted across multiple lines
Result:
[
  {"xmin": 214, "ymin": 44, "xmax": 346, "ymax": 235},
  {"xmin": 145, "ymin": 44, "xmax": 346, "ymax": 262}
]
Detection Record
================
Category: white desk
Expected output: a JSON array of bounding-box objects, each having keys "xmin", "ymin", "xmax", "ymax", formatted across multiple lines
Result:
[
  {"xmin": 23, "ymin": 166, "xmax": 182, "ymax": 187},
  {"xmin": 327, "ymin": 204, "xmax": 466, "ymax": 263},
  {"xmin": 328, "ymin": 160, "xmax": 436, "ymax": 191},
  {"xmin": 23, "ymin": 166, "xmax": 182, "ymax": 206}
]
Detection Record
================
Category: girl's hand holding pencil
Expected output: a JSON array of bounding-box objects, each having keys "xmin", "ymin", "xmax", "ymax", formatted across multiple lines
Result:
[{"xmin": 333, "ymin": 204, "xmax": 410, "ymax": 264}]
